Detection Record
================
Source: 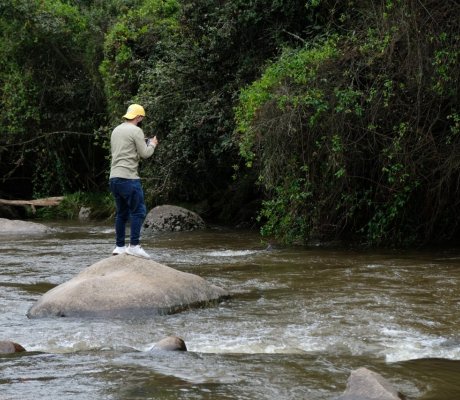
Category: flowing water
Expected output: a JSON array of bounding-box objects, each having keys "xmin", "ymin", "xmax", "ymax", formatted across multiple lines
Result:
[{"xmin": 1, "ymin": 221, "xmax": 460, "ymax": 399}]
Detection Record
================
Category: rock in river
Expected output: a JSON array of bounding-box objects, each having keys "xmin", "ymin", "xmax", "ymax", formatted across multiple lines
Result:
[
  {"xmin": 0, "ymin": 218, "xmax": 52, "ymax": 235},
  {"xmin": 27, "ymin": 254, "xmax": 228, "ymax": 318},
  {"xmin": 143, "ymin": 205, "xmax": 205, "ymax": 233},
  {"xmin": 150, "ymin": 336, "xmax": 187, "ymax": 352},
  {"xmin": 0, "ymin": 341, "xmax": 26, "ymax": 354},
  {"xmin": 336, "ymin": 367, "xmax": 404, "ymax": 400}
]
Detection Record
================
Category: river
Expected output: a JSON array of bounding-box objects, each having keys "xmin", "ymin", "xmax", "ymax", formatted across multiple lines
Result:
[{"xmin": 1, "ymin": 221, "xmax": 460, "ymax": 399}]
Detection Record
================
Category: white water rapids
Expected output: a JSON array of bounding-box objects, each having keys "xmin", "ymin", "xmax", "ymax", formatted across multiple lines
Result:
[{"xmin": 1, "ymin": 221, "xmax": 460, "ymax": 399}]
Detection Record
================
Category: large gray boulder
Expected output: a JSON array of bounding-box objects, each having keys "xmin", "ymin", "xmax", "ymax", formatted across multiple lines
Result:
[
  {"xmin": 336, "ymin": 367, "xmax": 403, "ymax": 400},
  {"xmin": 143, "ymin": 205, "xmax": 205, "ymax": 233},
  {"xmin": 27, "ymin": 254, "xmax": 228, "ymax": 318},
  {"xmin": 0, "ymin": 218, "xmax": 52, "ymax": 235}
]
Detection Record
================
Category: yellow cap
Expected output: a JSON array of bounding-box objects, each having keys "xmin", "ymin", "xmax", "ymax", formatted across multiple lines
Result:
[{"xmin": 122, "ymin": 104, "xmax": 146, "ymax": 119}]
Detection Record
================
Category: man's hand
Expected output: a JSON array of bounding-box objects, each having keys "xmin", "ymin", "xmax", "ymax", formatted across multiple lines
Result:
[{"xmin": 148, "ymin": 136, "xmax": 159, "ymax": 148}]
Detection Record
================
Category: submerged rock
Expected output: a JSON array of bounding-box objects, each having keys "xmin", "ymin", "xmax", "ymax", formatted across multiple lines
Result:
[
  {"xmin": 150, "ymin": 336, "xmax": 187, "ymax": 352},
  {"xmin": 143, "ymin": 205, "xmax": 205, "ymax": 233},
  {"xmin": 0, "ymin": 341, "xmax": 26, "ymax": 354},
  {"xmin": 0, "ymin": 218, "xmax": 52, "ymax": 235},
  {"xmin": 27, "ymin": 254, "xmax": 228, "ymax": 318},
  {"xmin": 336, "ymin": 367, "xmax": 404, "ymax": 400}
]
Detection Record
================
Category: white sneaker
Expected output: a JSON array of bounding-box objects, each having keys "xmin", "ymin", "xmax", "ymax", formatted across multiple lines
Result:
[
  {"xmin": 126, "ymin": 244, "xmax": 151, "ymax": 259},
  {"xmin": 112, "ymin": 246, "xmax": 126, "ymax": 255}
]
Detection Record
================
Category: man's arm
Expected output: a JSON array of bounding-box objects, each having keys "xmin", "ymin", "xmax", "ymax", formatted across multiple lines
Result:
[{"xmin": 134, "ymin": 129, "xmax": 156, "ymax": 159}]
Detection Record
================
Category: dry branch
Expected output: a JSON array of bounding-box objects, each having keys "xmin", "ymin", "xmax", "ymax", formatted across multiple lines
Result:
[{"xmin": 0, "ymin": 196, "xmax": 64, "ymax": 207}]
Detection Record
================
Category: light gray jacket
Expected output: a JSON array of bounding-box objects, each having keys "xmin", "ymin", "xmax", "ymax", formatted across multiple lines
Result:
[{"xmin": 109, "ymin": 122, "xmax": 155, "ymax": 179}]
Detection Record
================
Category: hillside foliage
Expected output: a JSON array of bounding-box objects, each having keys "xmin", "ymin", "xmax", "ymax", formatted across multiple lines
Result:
[
  {"xmin": 0, "ymin": 0, "xmax": 458, "ymax": 246},
  {"xmin": 236, "ymin": 0, "xmax": 460, "ymax": 245}
]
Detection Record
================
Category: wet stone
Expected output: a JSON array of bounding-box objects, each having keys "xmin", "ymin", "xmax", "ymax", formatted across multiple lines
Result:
[
  {"xmin": 0, "ymin": 341, "xmax": 26, "ymax": 354},
  {"xmin": 27, "ymin": 254, "xmax": 229, "ymax": 318},
  {"xmin": 143, "ymin": 205, "xmax": 205, "ymax": 233}
]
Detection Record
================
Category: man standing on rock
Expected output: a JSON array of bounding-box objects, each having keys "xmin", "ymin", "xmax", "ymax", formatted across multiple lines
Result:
[{"xmin": 109, "ymin": 104, "xmax": 158, "ymax": 259}]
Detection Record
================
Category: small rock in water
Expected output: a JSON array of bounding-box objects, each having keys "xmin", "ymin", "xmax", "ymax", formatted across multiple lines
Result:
[
  {"xmin": 78, "ymin": 207, "xmax": 91, "ymax": 221},
  {"xmin": 0, "ymin": 341, "xmax": 26, "ymax": 354},
  {"xmin": 150, "ymin": 336, "xmax": 187, "ymax": 352},
  {"xmin": 336, "ymin": 367, "xmax": 404, "ymax": 400}
]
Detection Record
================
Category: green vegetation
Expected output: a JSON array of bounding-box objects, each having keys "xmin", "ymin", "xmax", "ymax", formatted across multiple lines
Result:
[
  {"xmin": 0, "ymin": 0, "xmax": 108, "ymax": 197},
  {"xmin": 236, "ymin": 1, "xmax": 460, "ymax": 246},
  {"xmin": 1, "ymin": 0, "xmax": 459, "ymax": 246},
  {"xmin": 36, "ymin": 192, "xmax": 115, "ymax": 220}
]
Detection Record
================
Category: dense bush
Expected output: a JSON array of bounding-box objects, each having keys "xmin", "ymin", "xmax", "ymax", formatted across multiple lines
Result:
[
  {"xmin": 236, "ymin": 0, "xmax": 460, "ymax": 245},
  {"xmin": 99, "ymin": 0, "xmax": 180, "ymax": 120},
  {"xmin": 0, "ymin": 0, "xmax": 108, "ymax": 198}
]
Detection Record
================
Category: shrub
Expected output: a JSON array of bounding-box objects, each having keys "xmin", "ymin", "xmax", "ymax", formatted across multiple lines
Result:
[
  {"xmin": 0, "ymin": 0, "xmax": 108, "ymax": 198},
  {"xmin": 236, "ymin": 1, "xmax": 460, "ymax": 245}
]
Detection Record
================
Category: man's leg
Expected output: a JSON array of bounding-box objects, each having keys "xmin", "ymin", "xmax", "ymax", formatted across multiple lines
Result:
[
  {"xmin": 110, "ymin": 178, "xmax": 130, "ymax": 247},
  {"xmin": 127, "ymin": 179, "xmax": 147, "ymax": 246}
]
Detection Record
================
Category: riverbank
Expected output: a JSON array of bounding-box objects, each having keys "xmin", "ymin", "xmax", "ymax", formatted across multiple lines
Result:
[{"xmin": 1, "ymin": 191, "xmax": 459, "ymax": 250}]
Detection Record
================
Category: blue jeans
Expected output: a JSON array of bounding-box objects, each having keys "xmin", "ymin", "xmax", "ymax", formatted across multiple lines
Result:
[{"xmin": 109, "ymin": 178, "xmax": 147, "ymax": 247}]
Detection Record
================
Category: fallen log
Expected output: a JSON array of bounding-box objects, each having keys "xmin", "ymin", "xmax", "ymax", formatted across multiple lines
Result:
[{"xmin": 0, "ymin": 196, "xmax": 64, "ymax": 212}]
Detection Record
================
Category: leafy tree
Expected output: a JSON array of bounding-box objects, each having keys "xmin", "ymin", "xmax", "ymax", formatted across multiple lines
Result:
[
  {"xmin": 0, "ymin": 0, "xmax": 107, "ymax": 198},
  {"xmin": 236, "ymin": 0, "xmax": 460, "ymax": 245},
  {"xmin": 101, "ymin": 0, "xmax": 313, "ymax": 217}
]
